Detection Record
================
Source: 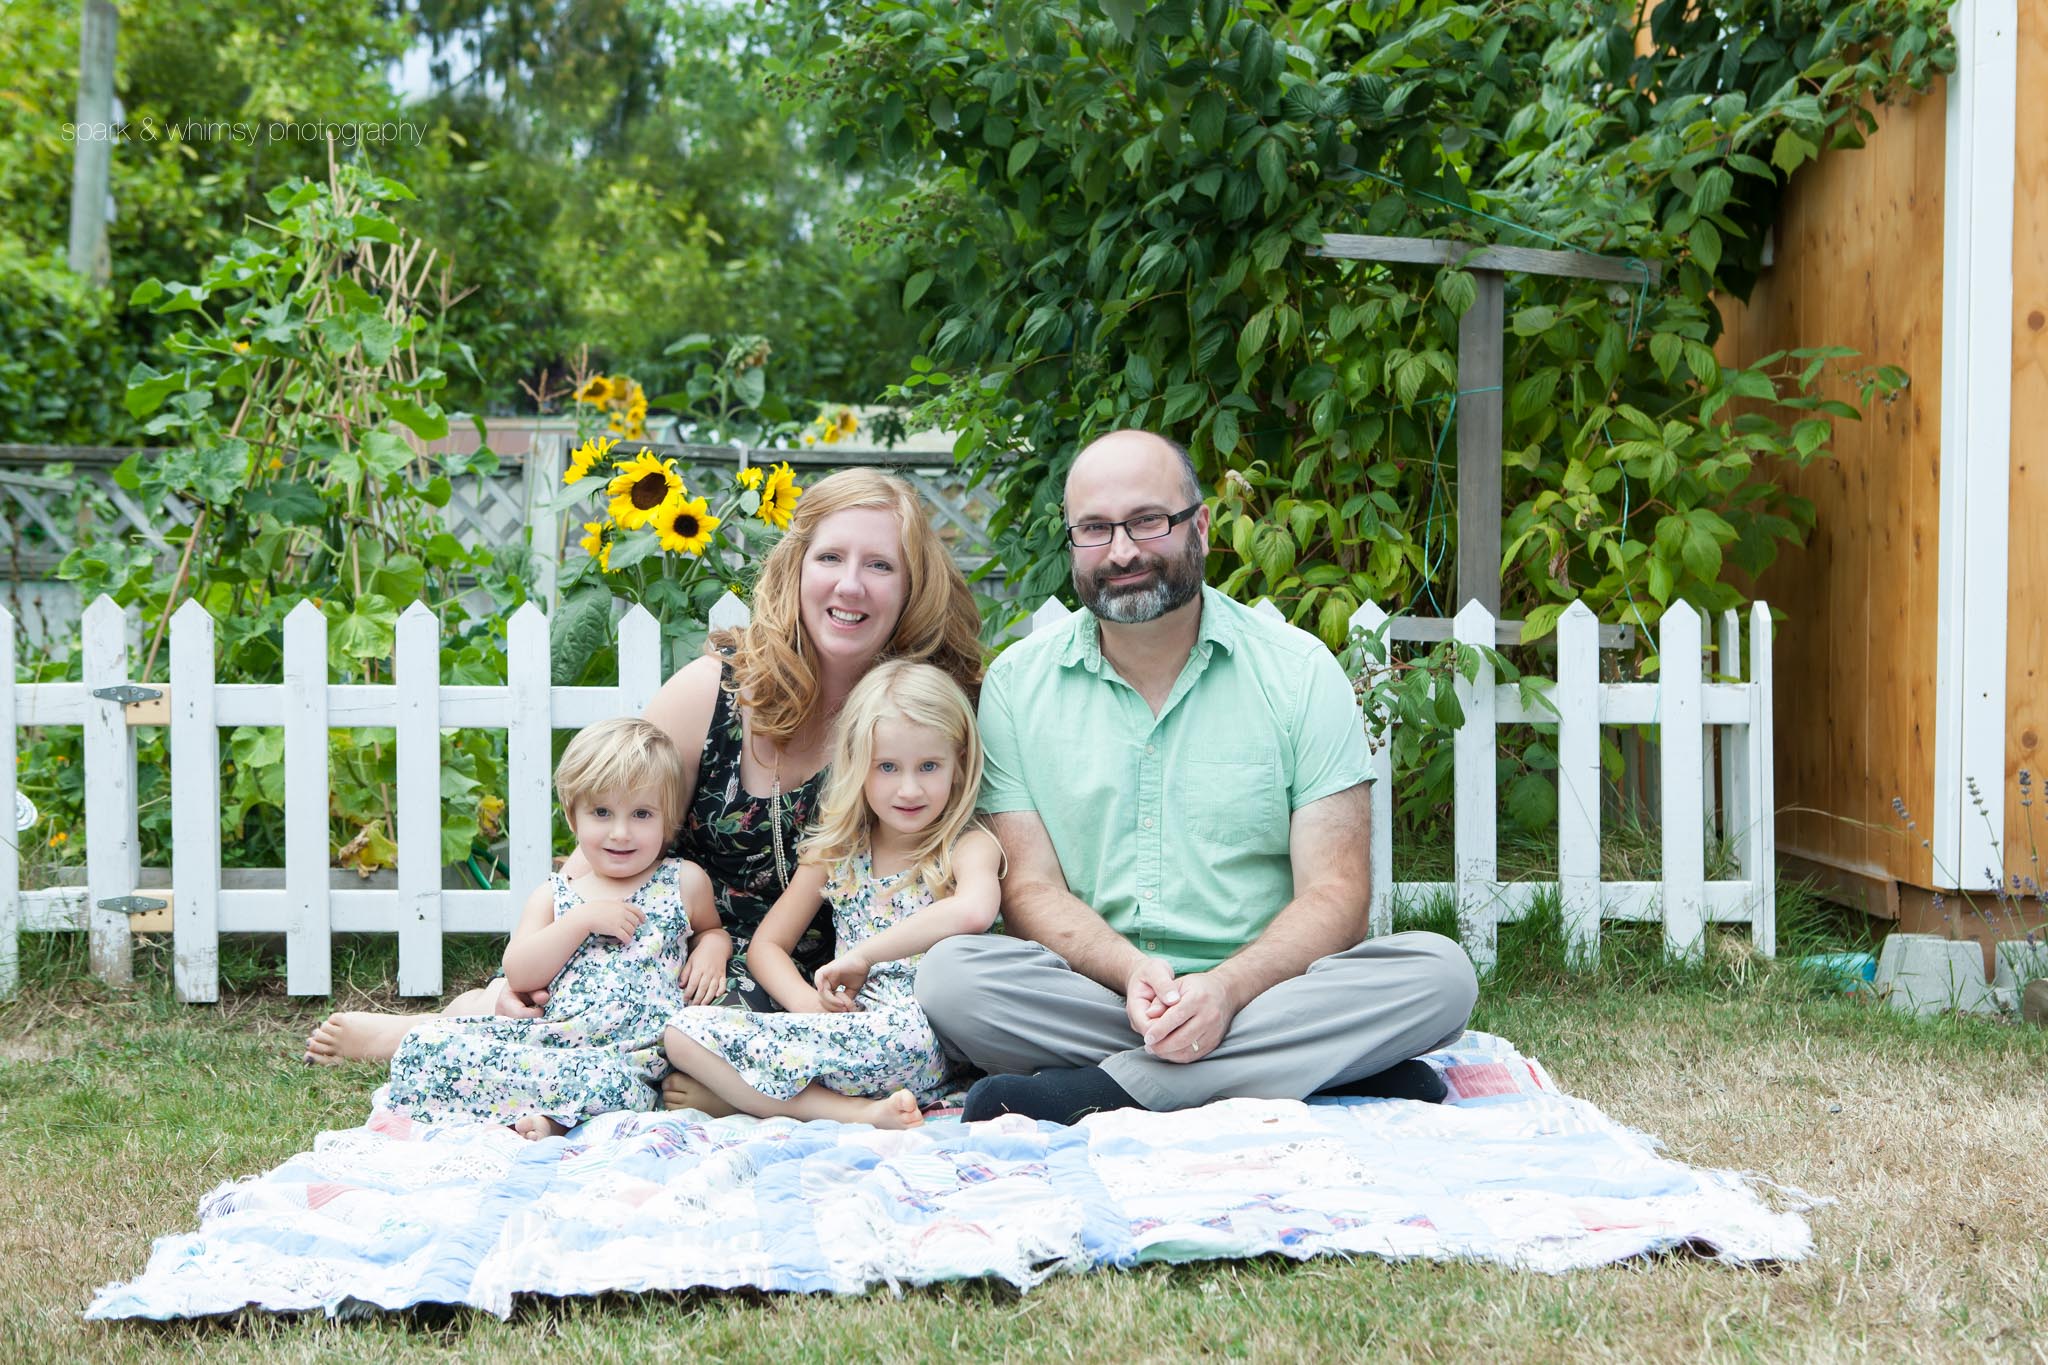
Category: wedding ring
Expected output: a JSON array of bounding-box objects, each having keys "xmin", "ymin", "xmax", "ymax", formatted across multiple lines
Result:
[{"xmin": 834, "ymin": 984, "xmax": 847, "ymax": 994}]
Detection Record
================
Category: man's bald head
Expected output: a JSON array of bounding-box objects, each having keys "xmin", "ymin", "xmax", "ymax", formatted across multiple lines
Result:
[{"xmin": 1065, "ymin": 429, "xmax": 1201, "ymax": 509}]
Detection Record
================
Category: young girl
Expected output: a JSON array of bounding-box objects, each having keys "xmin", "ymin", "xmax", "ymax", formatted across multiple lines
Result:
[
  {"xmin": 662, "ymin": 660, "xmax": 1001, "ymax": 1130},
  {"xmin": 383, "ymin": 717, "xmax": 731, "ymax": 1139}
]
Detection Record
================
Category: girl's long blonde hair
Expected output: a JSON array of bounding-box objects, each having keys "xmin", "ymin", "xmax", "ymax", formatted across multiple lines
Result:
[
  {"xmin": 799, "ymin": 660, "xmax": 984, "ymax": 894},
  {"xmin": 712, "ymin": 468, "xmax": 983, "ymax": 743}
]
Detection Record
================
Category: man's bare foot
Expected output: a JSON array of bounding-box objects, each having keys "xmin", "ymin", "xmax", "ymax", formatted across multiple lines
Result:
[
  {"xmin": 511, "ymin": 1114, "xmax": 568, "ymax": 1141},
  {"xmin": 661, "ymin": 1073, "xmax": 738, "ymax": 1117},
  {"xmin": 303, "ymin": 1011, "xmax": 420, "ymax": 1066},
  {"xmin": 862, "ymin": 1089, "xmax": 925, "ymax": 1131}
]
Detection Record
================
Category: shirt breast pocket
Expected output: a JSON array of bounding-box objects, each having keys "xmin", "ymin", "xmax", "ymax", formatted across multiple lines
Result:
[{"xmin": 1181, "ymin": 747, "xmax": 1287, "ymax": 848}]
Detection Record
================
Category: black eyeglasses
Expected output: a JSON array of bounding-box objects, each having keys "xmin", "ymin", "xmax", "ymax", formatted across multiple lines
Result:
[{"xmin": 1064, "ymin": 503, "xmax": 1202, "ymax": 548}]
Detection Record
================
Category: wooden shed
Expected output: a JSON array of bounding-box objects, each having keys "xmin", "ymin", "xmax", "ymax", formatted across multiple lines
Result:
[{"xmin": 1715, "ymin": 0, "xmax": 2044, "ymax": 933}]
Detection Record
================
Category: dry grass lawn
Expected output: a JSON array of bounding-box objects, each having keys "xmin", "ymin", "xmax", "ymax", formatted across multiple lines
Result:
[{"xmin": 1, "ymin": 927, "xmax": 2044, "ymax": 1363}]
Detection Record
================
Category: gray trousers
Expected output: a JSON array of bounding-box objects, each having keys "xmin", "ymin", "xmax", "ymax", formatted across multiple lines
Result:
[{"xmin": 914, "ymin": 931, "xmax": 1478, "ymax": 1112}]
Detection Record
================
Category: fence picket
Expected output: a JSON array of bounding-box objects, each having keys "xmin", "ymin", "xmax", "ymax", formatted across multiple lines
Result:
[
  {"xmin": 707, "ymin": 591, "xmax": 751, "ymax": 635},
  {"xmin": 1719, "ymin": 608, "xmax": 1749, "ymax": 877},
  {"xmin": 1452, "ymin": 600, "xmax": 1499, "ymax": 972},
  {"xmin": 1556, "ymin": 601, "xmax": 1601, "ymax": 963},
  {"xmin": 1349, "ymin": 600, "xmax": 1395, "ymax": 938},
  {"xmin": 507, "ymin": 604, "xmax": 553, "ymax": 919},
  {"xmin": 617, "ymin": 605, "xmax": 664, "ymax": 718},
  {"xmin": 282, "ymin": 601, "xmax": 331, "ymax": 994},
  {"xmin": 1658, "ymin": 602, "xmax": 1706, "ymax": 958},
  {"xmin": 395, "ymin": 602, "xmax": 442, "ymax": 996},
  {"xmin": 1028, "ymin": 597, "xmax": 1074, "ymax": 635},
  {"xmin": 1747, "ymin": 603, "xmax": 1776, "ymax": 955},
  {"xmin": 169, "ymin": 600, "xmax": 220, "ymax": 1002},
  {"xmin": 81, "ymin": 595, "xmax": 135, "ymax": 985},
  {"xmin": 0, "ymin": 606, "xmax": 15, "ymax": 1000}
]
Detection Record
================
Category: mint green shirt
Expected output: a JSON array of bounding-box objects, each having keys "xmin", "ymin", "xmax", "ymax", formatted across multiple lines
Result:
[{"xmin": 976, "ymin": 586, "xmax": 1373, "ymax": 974}]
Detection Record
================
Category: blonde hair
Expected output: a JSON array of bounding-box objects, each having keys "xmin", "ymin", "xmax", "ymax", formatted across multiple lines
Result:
[
  {"xmin": 712, "ymin": 468, "xmax": 983, "ymax": 743},
  {"xmin": 554, "ymin": 717, "xmax": 688, "ymax": 832},
  {"xmin": 799, "ymin": 660, "xmax": 984, "ymax": 894}
]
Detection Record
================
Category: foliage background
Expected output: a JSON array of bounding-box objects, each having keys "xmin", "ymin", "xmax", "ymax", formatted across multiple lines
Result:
[{"xmin": 0, "ymin": 0, "xmax": 924, "ymax": 436}]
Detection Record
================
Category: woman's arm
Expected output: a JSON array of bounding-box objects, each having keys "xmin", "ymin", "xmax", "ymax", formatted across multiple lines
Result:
[
  {"xmin": 815, "ymin": 831, "xmax": 1002, "ymax": 1005},
  {"xmin": 743, "ymin": 862, "xmax": 831, "ymax": 1013},
  {"xmin": 499, "ymin": 879, "xmax": 642, "ymax": 994}
]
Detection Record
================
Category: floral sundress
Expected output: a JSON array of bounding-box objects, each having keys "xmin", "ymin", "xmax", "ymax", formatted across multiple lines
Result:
[
  {"xmin": 383, "ymin": 858, "xmax": 695, "ymax": 1128},
  {"xmin": 664, "ymin": 849, "xmax": 952, "ymax": 1106},
  {"xmin": 680, "ymin": 661, "xmax": 833, "ymax": 1009}
]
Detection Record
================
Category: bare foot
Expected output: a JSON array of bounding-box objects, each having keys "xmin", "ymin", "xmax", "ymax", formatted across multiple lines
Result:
[
  {"xmin": 511, "ymin": 1114, "xmax": 567, "ymax": 1141},
  {"xmin": 862, "ymin": 1089, "xmax": 925, "ymax": 1131},
  {"xmin": 661, "ymin": 1073, "xmax": 738, "ymax": 1117},
  {"xmin": 303, "ymin": 1011, "xmax": 420, "ymax": 1066}
]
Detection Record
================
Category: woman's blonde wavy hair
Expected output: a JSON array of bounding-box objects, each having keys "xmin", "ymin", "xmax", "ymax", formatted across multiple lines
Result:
[
  {"xmin": 798, "ymin": 660, "xmax": 984, "ymax": 895},
  {"xmin": 712, "ymin": 468, "xmax": 983, "ymax": 743}
]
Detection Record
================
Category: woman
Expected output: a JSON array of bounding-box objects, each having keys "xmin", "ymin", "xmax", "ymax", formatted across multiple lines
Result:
[{"xmin": 304, "ymin": 467, "xmax": 984, "ymax": 1073}]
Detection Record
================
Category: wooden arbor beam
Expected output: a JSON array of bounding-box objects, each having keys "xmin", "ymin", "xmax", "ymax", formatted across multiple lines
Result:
[{"xmin": 1308, "ymin": 234, "xmax": 1661, "ymax": 617}]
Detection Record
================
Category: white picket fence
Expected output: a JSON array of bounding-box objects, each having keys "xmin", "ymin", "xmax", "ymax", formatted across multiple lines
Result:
[{"xmin": 0, "ymin": 591, "xmax": 1771, "ymax": 1001}]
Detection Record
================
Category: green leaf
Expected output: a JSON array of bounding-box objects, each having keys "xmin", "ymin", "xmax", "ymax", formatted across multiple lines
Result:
[
  {"xmin": 1212, "ymin": 407, "xmax": 1241, "ymax": 456},
  {"xmin": 1008, "ymin": 137, "xmax": 1041, "ymax": 177},
  {"xmin": 1506, "ymin": 772, "xmax": 1557, "ymax": 831},
  {"xmin": 604, "ymin": 526, "xmax": 663, "ymax": 574},
  {"xmin": 1163, "ymin": 382, "xmax": 1207, "ymax": 424},
  {"xmin": 1102, "ymin": 0, "xmax": 1142, "ymax": 41},
  {"xmin": 1649, "ymin": 332, "xmax": 1683, "ymax": 381},
  {"xmin": 1519, "ymin": 602, "xmax": 1567, "ymax": 643},
  {"xmin": 243, "ymin": 480, "xmax": 326, "ymax": 526},
  {"xmin": 1689, "ymin": 221, "xmax": 1722, "ymax": 277},
  {"xmin": 549, "ymin": 588, "xmax": 614, "ymax": 687},
  {"xmin": 125, "ymin": 363, "xmax": 184, "ymax": 419},
  {"xmin": 382, "ymin": 395, "xmax": 448, "ymax": 441},
  {"xmin": 1692, "ymin": 165, "xmax": 1734, "ymax": 216},
  {"xmin": 1256, "ymin": 138, "xmax": 1286, "ymax": 199},
  {"xmin": 902, "ymin": 269, "xmax": 935, "ymax": 310}
]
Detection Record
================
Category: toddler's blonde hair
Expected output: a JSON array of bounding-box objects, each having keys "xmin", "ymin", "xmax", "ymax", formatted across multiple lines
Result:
[
  {"xmin": 554, "ymin": 716, "xmax": 688, "ymax": 832},
  {"xmin": 800, "ymin": 660, "xmax": 983, "ymax": 893}
]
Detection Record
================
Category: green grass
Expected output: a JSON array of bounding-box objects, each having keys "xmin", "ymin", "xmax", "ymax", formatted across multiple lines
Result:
[{"xmin": 4, "ymin": 898, "xmax": 2046, "ymax": 1363}]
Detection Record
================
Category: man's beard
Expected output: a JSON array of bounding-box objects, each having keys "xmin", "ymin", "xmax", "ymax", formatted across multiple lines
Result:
[{"xmin": 1073, "ymin": 534, "xmax": 1206, "ymax": 624}]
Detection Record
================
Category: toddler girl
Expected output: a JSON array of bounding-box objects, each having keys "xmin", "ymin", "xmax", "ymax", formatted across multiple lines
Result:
[
  {"xmin": 384, "ymin": 716, "xmax": 729, "ymax": 1138},
  {"xmin": 662, "ymin": 660, "xmax": 1000, "ymax": 1129}
]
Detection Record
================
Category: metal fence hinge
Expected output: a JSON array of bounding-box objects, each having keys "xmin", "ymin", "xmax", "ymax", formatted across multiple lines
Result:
[
  {"xmin": 98, "ymin": 894, "xmax": 172, "ymax": 933},
  {"xmin": 92, "ymin": 684, "xmax": 162, "ymax": 705},
  {"xmin": 98, "ymin": 895, "xmax": 166, "ymax": 914}
]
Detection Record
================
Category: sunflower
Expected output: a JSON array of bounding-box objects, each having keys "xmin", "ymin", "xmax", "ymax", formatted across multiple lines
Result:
[
  {"xmin": 655, "ymin": 494, "xmax": 720, "ymax": 556},
  {"xmin": 563, "ymin": 434, "xmax": 619, "ymax": 486},
  {"xmin": 835, "ymin": 408, "xmax": 859, "ymax": 439},
  {"xmin": 580, "ymin": 519, "xmax": 615, "ymax": 572},
  {"xmin": 757, "ymin": 461, "xmax": 801, "ymax": 530},
  {"xmin": 734, "ymin": 465, "xmax": 764, "ymax": 491},
  {"xmin": 573, "ymin": 375, "xmax": 614, "ymax": 405},
  {"xmin": 606, "ymin": 452, "xmax": 682, "ymax": 529}
]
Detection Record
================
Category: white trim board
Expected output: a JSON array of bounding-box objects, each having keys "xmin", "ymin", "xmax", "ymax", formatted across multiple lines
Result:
[{"xmin": 1932, "ymin": 0, "xmax": 2017, "ymax": 890}]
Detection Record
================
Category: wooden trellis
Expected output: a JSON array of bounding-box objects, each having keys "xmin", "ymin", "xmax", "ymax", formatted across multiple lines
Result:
[{"xmin": 1306, "ymin": 234, "xmax": 1662, "ymax": 621}]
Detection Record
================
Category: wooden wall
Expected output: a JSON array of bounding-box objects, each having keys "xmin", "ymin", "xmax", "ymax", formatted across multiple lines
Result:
[
  {"xmin": 1716, "ymin": 87, "xmax": 1949, "ymax": 903},
  {"xmin": 2005, "ymin": 9, "xmax": 2048, "ymax": 895}
]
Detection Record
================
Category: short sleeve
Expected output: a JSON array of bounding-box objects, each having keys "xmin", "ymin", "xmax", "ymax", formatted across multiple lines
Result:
[
  {"xmin": 1288, "ymin": 645, "xmax": 1374, "ymax": 809},
  {"xmin": 974, "ymin": 659, "xmax": 1035, "ymax": 815}
]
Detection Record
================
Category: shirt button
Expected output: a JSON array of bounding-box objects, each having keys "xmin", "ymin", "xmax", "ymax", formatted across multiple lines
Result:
[
  {"xmin": 1144, "ymin": 940, "xmax": 1158, "ymax": 950},
  {"xmin": 1143, "ymin": 890, "xmax": 1155, "ymax": 901},
  {"xmin": 1145, "ymin": 744, "xmax": 1156, "ymax": 755},
  {"xmin": 1142, "ymin": 817, "xmax": 1154, "ymax": 829}
]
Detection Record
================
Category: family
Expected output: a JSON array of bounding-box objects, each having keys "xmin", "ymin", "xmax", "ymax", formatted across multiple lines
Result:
[{"xmin": 304, "ymin": 429, "xmax": 1479, "ymax": 1133}]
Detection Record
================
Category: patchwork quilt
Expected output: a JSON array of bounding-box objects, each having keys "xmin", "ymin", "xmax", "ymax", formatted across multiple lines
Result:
[{"xmin": 87, "ymin": 1032, "xmax": 1817, "ymax": 1320}]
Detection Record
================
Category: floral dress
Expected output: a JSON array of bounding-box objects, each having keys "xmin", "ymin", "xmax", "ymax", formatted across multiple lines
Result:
[
  {"xmin": 665, "ymin": 849, "xmax": 952, "ymax": 1106},
  {"xmin": 383, "ymin": 859, "xmax": 695, "ymax": 1128},
  {"xmin": 679, "ymin": 661, "xmax": 833, "ymax": 1010}
]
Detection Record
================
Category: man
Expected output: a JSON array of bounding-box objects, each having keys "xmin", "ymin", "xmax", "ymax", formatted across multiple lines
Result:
[{"xmin": 916, "ymin": 429, "xmax": 1478, "ymax": 1125}]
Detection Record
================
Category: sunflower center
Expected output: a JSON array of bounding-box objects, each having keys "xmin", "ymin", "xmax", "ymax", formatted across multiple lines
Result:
[
  {"xmin": 630, "ymin": 474, "xmax": 668, "ymax": 510},
  {"xmin": 672, "ymin": 513, "xmax": 700, "ymax": 538}
]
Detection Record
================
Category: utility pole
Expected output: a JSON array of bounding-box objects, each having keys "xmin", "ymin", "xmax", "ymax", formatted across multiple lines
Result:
[{"xmin": 67, "ymin": 0, "xmax": 117, "ymax": 287}]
